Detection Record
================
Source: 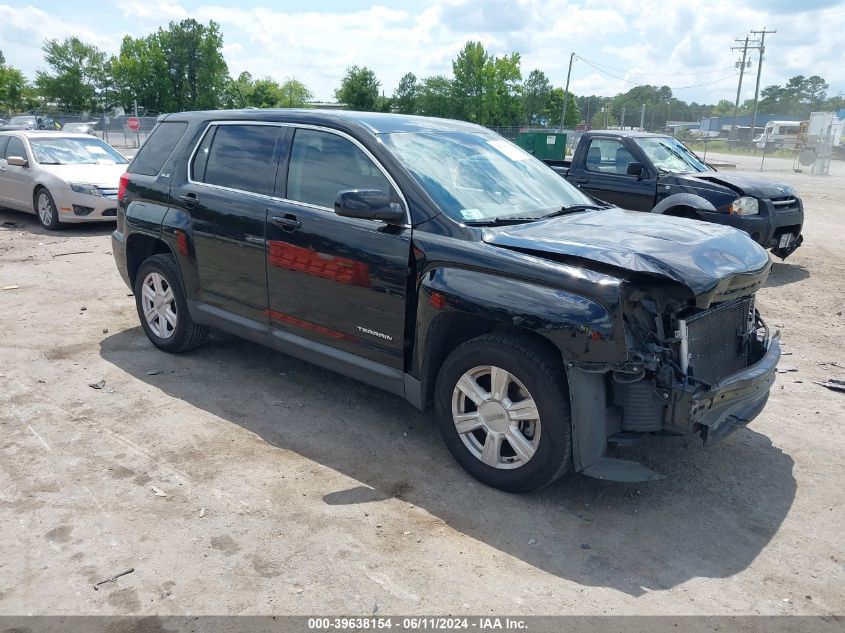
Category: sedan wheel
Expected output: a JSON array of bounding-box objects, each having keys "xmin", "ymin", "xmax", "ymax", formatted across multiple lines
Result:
[
  {"xmin": 34, "ymin": 188, "xmax": 61, "ymax": 230},
  {"xmin": 451, "ymin": 365, "xmax": 541, "ymax": 469},
  {"xmin": 140, "ymin": 272, "xmax": 178, "ymax": 339}
]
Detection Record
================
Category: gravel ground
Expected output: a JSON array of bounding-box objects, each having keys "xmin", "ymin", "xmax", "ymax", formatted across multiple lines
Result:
[{"xmin": 0, "ymin": 152, "xmax": 843, "ymax": 616}]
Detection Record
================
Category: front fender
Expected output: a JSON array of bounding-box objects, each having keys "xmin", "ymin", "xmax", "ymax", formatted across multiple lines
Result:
[
  {"xmin": 652, "ymin": 192, "xmax": 716, "ymax": 215},
  {"xmin": 418, "ymin": 266, "xmax": 625, "ymax": 366}
]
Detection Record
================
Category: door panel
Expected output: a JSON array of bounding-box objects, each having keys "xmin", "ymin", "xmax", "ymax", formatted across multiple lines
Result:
[
  {"xmin": 169, "ymin": 123, "xmax": 286, "ymax": 323},
  {"xmin": 2, "ymin": 137, "xmax": 32, "ymax": 208},
  {"xmin": 266, "ymin": 126, "xmax": 411, "ymax": 370},
  {"xmin": 576, "ymin": 137, "xmax": 655, "ymax": 211},
  {"xmin": 266, "ymin": 204, "xmax": 410, "ymax": 369}
]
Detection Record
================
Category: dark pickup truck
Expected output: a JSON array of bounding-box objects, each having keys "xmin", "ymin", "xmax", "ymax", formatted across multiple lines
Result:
[
  {"xmin": 545, "ymin": 130, "xmax": 804, "ymax": 259},
  {"xmin": 113, "ymin": 110, "xmax": 780, "ymax": 492}
]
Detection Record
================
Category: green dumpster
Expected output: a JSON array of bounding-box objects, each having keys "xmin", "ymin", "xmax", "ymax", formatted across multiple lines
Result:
[{"xmin": 515, "ymin": 131, "xmax": 567, "ymax": 160}]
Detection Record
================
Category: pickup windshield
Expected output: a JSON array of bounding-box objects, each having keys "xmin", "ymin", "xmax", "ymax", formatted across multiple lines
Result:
[
  {"xmin": 381, "ymin": 131, "xmax": 594, "ymax": 223},
  {"xmin": 632, "ymin": 136, "xmax": 710, "ymax": 173}
]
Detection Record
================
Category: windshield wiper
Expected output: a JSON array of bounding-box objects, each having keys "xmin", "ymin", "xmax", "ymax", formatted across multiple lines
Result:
[
  {"xmin": 541, "ymin": 203, "xmax": 610, "ymax": 218},
  {"xmin": 463, "ymin": 216, "xmax": 538, "ymax": 226}
]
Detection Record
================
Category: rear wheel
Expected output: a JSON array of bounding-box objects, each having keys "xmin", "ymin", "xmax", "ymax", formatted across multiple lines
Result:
[
  {"xmin": 434, "ymin": 334, "xmax": 572, "ymax": 492},
  {"xmin": 34, "ymin": 187, "xmax": 61, "ymax": 230},
  {"xmin": 134, "ymin": 254, "xmax": 208, "ymax": 353}
]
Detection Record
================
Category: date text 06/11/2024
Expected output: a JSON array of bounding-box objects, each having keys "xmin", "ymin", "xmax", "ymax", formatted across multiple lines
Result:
[{"xmin": 307, "ymin": 617, "xmax": 528, "ymax": 630}]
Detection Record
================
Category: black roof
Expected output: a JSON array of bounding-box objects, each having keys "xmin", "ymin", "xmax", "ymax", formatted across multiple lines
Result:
[
  {"xmin": 583, "ymin": 129, "xmax": 668, "ymax": 138},
  {"xmin": 162, "ymin": 109, "xmax": 487, "ymax": 135}
]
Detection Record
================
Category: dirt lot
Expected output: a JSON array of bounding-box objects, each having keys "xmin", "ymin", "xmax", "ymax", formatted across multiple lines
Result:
[{"xmin": 0, "ymin": 152, "xmax": 843, "ymax": 616}]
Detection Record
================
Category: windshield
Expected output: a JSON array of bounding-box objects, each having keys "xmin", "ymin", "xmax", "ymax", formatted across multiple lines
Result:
[
  {"xmin": 381, "ymin": 131, "xmax": 594, "ymax": 223},
  {"xmin": 9, "ymin": 116, "xmax": 36, "ymax": 125},
  {"xmin": 633, "ymin": 136, "xmax": 710, "ymax": 173},
  {"xmin": 30, "ymin": 137, "xmax": 128, "ymax": 165}
]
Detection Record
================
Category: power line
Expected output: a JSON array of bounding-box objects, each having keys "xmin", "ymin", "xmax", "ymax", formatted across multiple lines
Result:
[
  {"xmin": 575, "ymin": 56, "xmax": 737, "ymax": 90},
  {"xmin": 576, "ymin": 55, "xmax": 736, "ymax": 78}
]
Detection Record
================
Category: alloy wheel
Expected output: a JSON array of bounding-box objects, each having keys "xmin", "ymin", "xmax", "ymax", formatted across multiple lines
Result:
[
  {"xmin": 37, "ymin": 193, "xmax": 53, "ymax": 226},
  {"xmin": 451, "ymin": 365, "xmax": 541, "ymax": 470},
  {"xmin": 141, "ymin": 272, "xmax": 178, "ymax": 339}
]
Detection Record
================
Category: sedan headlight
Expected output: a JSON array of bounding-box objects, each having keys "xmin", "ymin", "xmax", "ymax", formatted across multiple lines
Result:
[
  {"xmin": 70, "ymin": 183, "xmax": 102, "ymax": 197},
  {"xmin": 728, "ymin": 196, "xmax": 758, "ymax": 215}
]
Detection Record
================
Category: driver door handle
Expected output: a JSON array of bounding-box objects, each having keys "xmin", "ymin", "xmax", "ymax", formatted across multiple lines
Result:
[
  {"xmin": 575, "ymin": 178, "xmax": 590, "ymax": 184},
  {"xmin": 179, "ymin": 193, "xmax": 198, "ymax": 208},
  {"xmin": 271, "ymin": 214, "xmax": 301, "ymax": 231}
]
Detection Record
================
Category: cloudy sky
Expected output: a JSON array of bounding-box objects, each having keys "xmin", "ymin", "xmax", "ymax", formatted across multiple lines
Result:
[{"xmin": 1, "ymin": 0, "xmax": 843, "ymax": 104}]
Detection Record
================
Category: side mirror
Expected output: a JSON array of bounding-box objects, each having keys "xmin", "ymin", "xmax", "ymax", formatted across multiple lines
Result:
[
  {"xmin": 626, "ymin": 162, "xmax": 645, "ymax": 178},
  {"xmin": 335, "ymin": 189, "xmax": 404, "ymax": 223},
  {"xmin": 7, "ymin": 155, "xmax": 28, "ymax": 167}
]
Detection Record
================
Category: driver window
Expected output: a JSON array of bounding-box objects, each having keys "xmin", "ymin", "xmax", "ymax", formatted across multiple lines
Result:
[
  {"xmin": 585, "ymin": 138, "xmax": 633, "ymax": 175},
  {"xmin": 286, "ymin": 128, "xmax": 390, "ymax": 209}
]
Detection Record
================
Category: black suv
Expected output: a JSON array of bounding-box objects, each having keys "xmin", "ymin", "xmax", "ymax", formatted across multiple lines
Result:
[{"xmin": 113, "ymin": 110, "xmax": 781, "ymax": 492}]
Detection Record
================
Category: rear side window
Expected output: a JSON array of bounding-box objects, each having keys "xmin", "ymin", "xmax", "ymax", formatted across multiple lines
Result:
[
  {"xmin": 5, "ymin": 137, "xmax": 26, "ymax": 160},
  {"xmin": 195, "ymin": 124, "xmax": 283, "ymax": 196},
  {"xmin": 129, "ymin": 121, "xmax": 189, "ymax": 176},
  {"xmin": 286, "ymin": 128, "xmax": 389, "ymax": 209},
  {"xmin": 0, "ymin": 136, "xmax": 9, "ymax": 158}
]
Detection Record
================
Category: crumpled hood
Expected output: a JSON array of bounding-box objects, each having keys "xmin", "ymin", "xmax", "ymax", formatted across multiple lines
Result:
[
  {"xmin": 39, "ymin": 163, "xmax": 126, "ymax": 188},
  {"xmin": 682, "ymin": 171, "xmax": 797, "ymax": 199},
  {"xmin": 482, "ymin": 208, "xmax": 771, "ymax": 302}
]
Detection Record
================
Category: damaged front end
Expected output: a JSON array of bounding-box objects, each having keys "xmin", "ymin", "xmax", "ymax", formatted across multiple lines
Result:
[{"xmin": 571, "ymin": 270, "xmax": 780, "ymax": 483}]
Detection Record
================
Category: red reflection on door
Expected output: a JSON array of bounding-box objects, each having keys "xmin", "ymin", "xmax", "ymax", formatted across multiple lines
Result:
[{"xmin": 268, "ymin": 241, "xmax": 371, "ymax": 287}]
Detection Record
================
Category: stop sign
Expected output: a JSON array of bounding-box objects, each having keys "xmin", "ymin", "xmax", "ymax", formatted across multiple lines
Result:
[{"xmin": 127, "ymin": 117, "xmax": 140, "ymax": 131}]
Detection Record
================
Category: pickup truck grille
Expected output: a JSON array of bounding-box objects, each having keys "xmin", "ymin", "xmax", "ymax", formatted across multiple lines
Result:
[
  {"xmin": 684, "ymin": 297, "xmax": 753, "ymax": 385},
  {"xmin": 769, "ymin": 195, "xmax": 800, "ymax": 212}
]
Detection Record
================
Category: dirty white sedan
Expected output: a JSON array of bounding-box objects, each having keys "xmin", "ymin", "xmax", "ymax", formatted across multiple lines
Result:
[{"xmin": 0, "ymin": 131, "xmax": 129, "ymax": 230}]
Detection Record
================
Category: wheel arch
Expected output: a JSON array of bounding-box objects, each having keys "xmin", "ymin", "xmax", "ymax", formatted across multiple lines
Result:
[
  {"xmin": 652, "ymin": 192, "xmax": 716, "ymax": 216},
  {"xmin": 126, "ymin": 233, "xmax": 176, "ymax": 288}
]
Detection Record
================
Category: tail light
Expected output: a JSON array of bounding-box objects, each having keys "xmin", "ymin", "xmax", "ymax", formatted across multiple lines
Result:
[{"xmin": 117, "ymin": 172, "xmax": 130, "ymax": 202}]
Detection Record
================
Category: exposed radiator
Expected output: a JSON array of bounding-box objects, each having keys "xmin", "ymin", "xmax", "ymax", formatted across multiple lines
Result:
[{"xmin": 679, "ymin": 297, "xmax": 754, "ymax": 385}]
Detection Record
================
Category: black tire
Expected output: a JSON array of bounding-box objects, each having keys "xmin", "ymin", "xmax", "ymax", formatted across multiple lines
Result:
[
  {"xmin": 434, "ymin": 333, "xmax": 572, "ymax": 493},
  {"xmin": 34, "ymin": 187, "xmax": 61, "ymax": 230},
  {"xmin": 134, "ymin": 254, "xmax": 208, "ymax": 353}
]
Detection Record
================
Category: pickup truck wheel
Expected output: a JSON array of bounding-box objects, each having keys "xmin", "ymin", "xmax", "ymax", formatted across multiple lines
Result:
[
  {"xmin": 134, "ymin": 254, "xmax": 208, "ymax": 353},
  {"xmin": 435, "ymin": 334, "xmax": 572, "ymax": 492}
]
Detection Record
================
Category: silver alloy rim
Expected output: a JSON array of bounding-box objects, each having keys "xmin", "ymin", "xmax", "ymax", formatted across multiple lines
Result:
[
  {"xmin": 141, "ymin": 272, "xmax": 178, "ymax": 339},
  {"xmin": 37, "ymin": 193, "xmax": 53, "ymax": 226},
  {"xmin": 451, "ymin": 365, "xmax": 541, "ymax": 470}
]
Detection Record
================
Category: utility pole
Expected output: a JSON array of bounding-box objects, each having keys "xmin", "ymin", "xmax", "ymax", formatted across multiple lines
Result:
[
  {"xmin": 640, "ymin": 103, "xmax": 645, "ymax": 131},
  {"xmin": 730, "ymin": 35, "xmax": 753, "ymax": 139},
  {"xmin": 560, "ymin": 52, "xmax": 575, "ymax": 131},
  {"xmin": 749, "ymin": 28, "xmax": 776, "ymax": 152},
  {"xmin": 621, "ymin": 106, "xmax": 626, "ymax": 129}
]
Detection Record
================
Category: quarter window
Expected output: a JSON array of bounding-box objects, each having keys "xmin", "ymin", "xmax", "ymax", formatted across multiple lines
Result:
[
  {"xmin": 198, "ymin": 124, "xmax": 283, "ymax": 196},
  {"xmin": 0, "ymin": 136, "xmax": 9, "ymax": 157},
  {"xmin": 286, "ymin": 128, "xmax": 390, "ymax": 209},
  {"xmin": 130, "ymin": 121, "xmax": 188, "ymax": 176}
]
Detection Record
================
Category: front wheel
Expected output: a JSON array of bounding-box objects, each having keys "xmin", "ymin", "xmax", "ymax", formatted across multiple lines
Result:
[
  {"xmin": 134, "ymin": 254, "xmax": 208, "ymax": 353},
  {"xmin": 34, "ymin": 187, "xmax": 61, "ymax": 230},
  {"xmin": 434, "ymin": 334, "xmax": 572, "ymax": 493}
]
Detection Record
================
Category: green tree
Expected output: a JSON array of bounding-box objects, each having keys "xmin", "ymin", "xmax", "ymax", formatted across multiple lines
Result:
[
  {"xmin": 35, "ymin": 37, "xmax": 107, "ymax": 111},
  {"xmin": 522, "ymin": 69, "xmax": 551, "ymax": 125},
  {"xmin": 417, "ymin": 75, "xmax": 452, "ymax": 118},
  {"xmin": 157, "ymin": 19, "xmax": 228, "ymax": 111},
  {"xmin": 482, "ymin": 52, "xmax": 522, "ymax": 126},
  {"xmin": 393, "ymin": 72, "xmax": 418, "ymax": 114},
  {"xmin": 545, "ymin": 88, "xmax": 579, "ymax": 128},
  {"xmin": 335, "ymin": 66, "xmax": 380, "ymax": 111},
  {"xmin": 0, "ymin": 59, "xmax": 31, "ymax": 111},
  {"xmin": 279, "ymin": 78, "xmax": 312, "ymax": 108},
  {"xmin": 451, "ymin": 41, "xmax": 489, "ymax": 123},
  {"xmin": 109, "ymin": 34, "xmax": 171, "ymax": 112}
]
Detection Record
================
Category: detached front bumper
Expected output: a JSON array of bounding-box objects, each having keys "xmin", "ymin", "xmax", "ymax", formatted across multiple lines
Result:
[{"xmin": 666, "ymin": 333, "xmax": 781, "ymax": 442}]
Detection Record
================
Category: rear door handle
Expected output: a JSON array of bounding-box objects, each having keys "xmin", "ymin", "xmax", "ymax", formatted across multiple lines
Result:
[
  {"xmin": 271, "ymin": 214, "xmax": 301, "ymax": 231},
  {"xmin": 575, "ymin": 178, "xmax": 590, "ymax": 184},
  {"xmin": 179, "ymin": 193, "xmax": 198, "ymax": 208}
]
